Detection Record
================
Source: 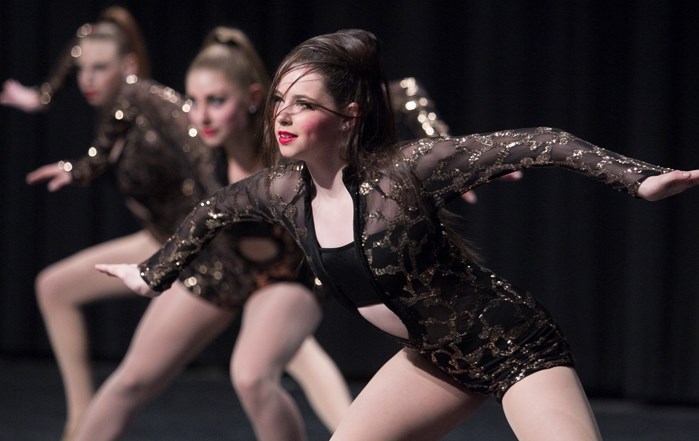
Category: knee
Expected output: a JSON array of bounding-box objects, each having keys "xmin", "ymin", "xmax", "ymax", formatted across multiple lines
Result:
[
  {"xmin": 104, "ymin": 366, "xmax": 163, "ymax": 404},
  {"xmin": 230, "ymin": 359, "xmax": 280, "ymax": 407},
  {"xmin": 35, "ymin": 267, "xmax": 64, "ymax": 307}
]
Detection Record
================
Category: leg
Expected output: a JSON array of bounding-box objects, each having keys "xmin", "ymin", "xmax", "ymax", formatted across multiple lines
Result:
[
  {"xmin": 331, "ymin": 348, "xmax": 487, "ymax": 441},
  {"xmin": 73, "ymin": 283, "xmax": 236, "ymax": 441},
  {"xmin": 230, "ymin": 282, "xmax": 323, "ymax": 441},
  {"xmin": 34, "ymin": 230, "xmax": 160, "ymax": 439},
  {"xmin": 284, "ymin": 336, "xmax": 353, "ymax": 431},
  {"xmin": 502, "ymin": 366, "xmax": 602, "ymax": 441}
]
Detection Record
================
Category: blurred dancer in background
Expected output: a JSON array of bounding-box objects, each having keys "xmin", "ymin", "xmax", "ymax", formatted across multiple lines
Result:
[{"xmin": 1, "ymin": 10, "xmax": 351, "ymax": 440}]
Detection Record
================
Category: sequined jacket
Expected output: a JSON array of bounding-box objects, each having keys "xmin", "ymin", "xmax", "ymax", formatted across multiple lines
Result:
[
  {"xmin": 63, "ymin": 77, "xmax": 221, "ymax": 243},
  {"xmin": 36, "ymin": 33, "xmax": 220, "ymax": 242},
  {"xmin": 35, "ymin": 39, "xmax": 304, "ymax": 308},
  {"xmin": 139, "ymin": 127, "xmax": 670, "ymax": 347}
]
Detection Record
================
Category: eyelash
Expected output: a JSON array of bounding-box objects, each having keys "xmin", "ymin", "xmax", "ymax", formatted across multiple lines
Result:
[
  {"xmin": 273, "ymin": 95, "xmax": 315, "ymax": 110},
  {"xmin": 296, "ymin": 101, "xmax": 314, "ymax": 110}
]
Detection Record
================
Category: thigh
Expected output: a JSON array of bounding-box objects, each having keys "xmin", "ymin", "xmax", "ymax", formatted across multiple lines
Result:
[
  {"xmin": 502, "ymin": 366, "xmax": 601, "ymax": 441},
  {"xmin": 331, "ymin": 348, "xmax": 487, "ymax": 441},
  {"xmin": 232, "ymin": 283, "xmax": 322, "ymax": 374},
  {"xmin": 38, "ymin": 230, "xmax": 161, "ymax": 302},
  {"xmin": 116, "ymin": 282, "xmax": 237, "ymax": 382}
]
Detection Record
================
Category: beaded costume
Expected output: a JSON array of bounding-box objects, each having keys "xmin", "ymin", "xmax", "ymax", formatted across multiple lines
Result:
[
  {"xmin": 138, "ymin": 127, "xmax": 670, "ymax": 399},
  {"xmin": 39, "ymin": 28, "xmax": 306, "ymax": 309}
]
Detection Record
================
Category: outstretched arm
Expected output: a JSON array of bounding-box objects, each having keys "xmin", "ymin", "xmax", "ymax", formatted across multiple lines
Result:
[
  {"xmin": 637, "ymin": 170, "xmax": 699, "ymax": 201},
  {"xmin": 95, "ymin": 264, "xmax": 159, "ymax": 297},
  {"xmin": 2, "ymin": 33, "xmax": 79, "ymax": 113},
  {"xmin": 407, "ymin": 127, "xmax": 673, "ymax": 206}
]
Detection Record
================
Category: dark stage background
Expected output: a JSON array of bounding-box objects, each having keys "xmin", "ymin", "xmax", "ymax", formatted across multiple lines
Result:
[{"xmin": 1, "ymin": 0, "xmax": 698, "ymax": 404}]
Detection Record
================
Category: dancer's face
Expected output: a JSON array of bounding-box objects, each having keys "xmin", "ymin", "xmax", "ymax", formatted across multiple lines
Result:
[
  {"xmin": 272, "ymin": 68, "xmax": 346, "ymax": 164},
  {"xmin": 75, "ymin": 39, "xmax": 127, "ymax": 107},
  {"xmin": 186, "ymin": 68, "xmax": 250, "ymax": 148}
]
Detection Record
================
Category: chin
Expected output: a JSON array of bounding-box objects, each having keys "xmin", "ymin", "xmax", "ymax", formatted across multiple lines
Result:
[
  {"xmin": 202, "ymin": 139, "xmax": 221, "ymax": 148},
  {"xmin": 278, "ymin": 148, "xmax": 298, "ymax": 160}
]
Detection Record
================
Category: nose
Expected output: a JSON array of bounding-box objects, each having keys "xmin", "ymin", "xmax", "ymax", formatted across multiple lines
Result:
[
  {"xmin": 191, "ymin": 104, "xmax": 210, "ymax": 126},
  {"xmin": 276, "ymin": 104, "xmax": 291, "ymax": 126},
  {"xmin": 79, "ymin": 69, "xmax": 93, "ymax": 87}
]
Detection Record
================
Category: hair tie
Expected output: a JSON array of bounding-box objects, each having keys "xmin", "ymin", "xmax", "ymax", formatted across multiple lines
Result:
[{"xmin": 214, "ymin": 33, "xmax": 239, "ymax": 48}]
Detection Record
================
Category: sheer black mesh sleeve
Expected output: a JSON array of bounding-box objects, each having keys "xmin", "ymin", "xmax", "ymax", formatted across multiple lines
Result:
[
  {"xmin": 402, "ymin": 127, "xmax": 671, "ymax": 207},
  {"xmin": 35, "ymin": 34, "xmax": 81, "ymax": 107},
  {"xmin": 138, "ymin": 164, "xmax": 305, "ymax": 291}
]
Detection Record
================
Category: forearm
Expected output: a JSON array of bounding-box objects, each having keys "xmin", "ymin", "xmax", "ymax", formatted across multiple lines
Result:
[{"xmin": 417, "ymin": 127, "xmax": 672, "ymax": 204}]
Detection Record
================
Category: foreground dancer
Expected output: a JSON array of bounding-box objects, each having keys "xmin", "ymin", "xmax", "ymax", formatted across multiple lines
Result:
[
  {"xmin": 2, "ymin": 11, "xmax": 350, "ymax": 440},
  {"xmin": 97, "ymin": 29, "xmax": 699, "ymax": 440}
]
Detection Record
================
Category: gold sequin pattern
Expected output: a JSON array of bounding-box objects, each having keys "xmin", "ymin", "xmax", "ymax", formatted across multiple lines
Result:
[{"xmin": 138, "ymin": 127, "xmax": 670, "ymax": 399}]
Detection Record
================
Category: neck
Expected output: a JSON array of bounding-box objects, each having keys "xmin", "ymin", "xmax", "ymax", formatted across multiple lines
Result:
[
  {"xmin": 306, "ymin": 156, "xmax": 348, "ymax": 198},
  {"xmin": 222, "ymin": 131, "xmax": 262, "ymax": 184}
]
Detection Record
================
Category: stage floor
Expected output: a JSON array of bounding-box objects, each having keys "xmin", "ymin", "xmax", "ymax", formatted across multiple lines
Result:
[{"xmin": 2, "ymin": 357, "xmax": 698, "ymax": 440}]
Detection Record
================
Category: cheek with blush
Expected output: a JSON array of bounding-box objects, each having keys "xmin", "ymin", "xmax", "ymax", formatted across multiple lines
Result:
[{"xmin": 302, "ymin": 114, "xmax": 343, "ymax": 147}]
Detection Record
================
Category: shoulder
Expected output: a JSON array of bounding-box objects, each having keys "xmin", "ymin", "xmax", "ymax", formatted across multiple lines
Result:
[
  {"xmin": 118, "ymin": 76, "xmax": 186, "ymax": 107},
  {"xmin": 235, "ymin": 161, "xmax": 306, "ymax": 194},
  {"xmin": 396, "ymin": 136, "xmax": 458, "ymax": 165}
]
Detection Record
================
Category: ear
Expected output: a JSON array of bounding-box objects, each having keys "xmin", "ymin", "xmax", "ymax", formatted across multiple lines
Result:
[
  {"xmin": 248, "ymin": 83, "xmax": 264, "ymax": 109},
  {"xmin": 122, "ymin": 52, "xmax": 139, "ymax": 77},
  {"xmin": 342, "ymin": 102, "xmax": 359, "ymax": 129}
]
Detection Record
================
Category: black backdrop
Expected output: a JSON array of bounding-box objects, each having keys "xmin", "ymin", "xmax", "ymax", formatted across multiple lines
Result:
[{"xmin": 2, "ymin": 0, "xmax": 698, "ymax": 403}]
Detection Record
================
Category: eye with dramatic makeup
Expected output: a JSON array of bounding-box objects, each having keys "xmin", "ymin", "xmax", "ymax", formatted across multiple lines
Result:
[
  {"xmin": 272, "ymin": 93, "xmax": 320, "ymax": 114},
  {"xmin": 207, "ymin": 95, "xmax": 227, "ymax": 107}
]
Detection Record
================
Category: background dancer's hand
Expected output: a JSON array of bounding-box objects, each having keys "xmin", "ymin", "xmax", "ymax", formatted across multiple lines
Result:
[
  {"xmin": 461, "ymin": 171, "xmax": 523, "ymax": 203},
  {"xmin": 26, "ymin": 162, "xmax": 73, "ymax": 191},
  {"xmin": 0, "ymin": 79, "xmax": 43, "ymax": 112}
]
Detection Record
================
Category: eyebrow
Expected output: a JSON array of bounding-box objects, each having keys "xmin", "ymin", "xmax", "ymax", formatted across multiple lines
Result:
[{"xmin": 273, "ymin": 91, "xmax": 316, "ymax": 102}]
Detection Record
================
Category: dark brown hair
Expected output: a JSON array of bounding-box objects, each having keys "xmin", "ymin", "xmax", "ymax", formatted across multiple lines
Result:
[{"xmin": 263, "ymin": 29, "xmax": 396, "ymax": 167}]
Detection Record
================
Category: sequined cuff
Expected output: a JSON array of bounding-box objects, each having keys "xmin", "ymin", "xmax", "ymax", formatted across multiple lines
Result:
[
  {"xmin": 137, "ymin": 263, "xmax": 168, "ymax": 292},
  {"xmin": 138, "ymin": 263, "xmax": 159, "ymax": 291},
  {"xmin": 38, "ymin": 83, "xmax": 53, "ymax": 106},
  {"xmin": 58, "ymin": 160, "xmax": 84, "ymax": 186},
  {"xmin": 57, "ymin": 160, "xmax": 73, "ymax": 172}
]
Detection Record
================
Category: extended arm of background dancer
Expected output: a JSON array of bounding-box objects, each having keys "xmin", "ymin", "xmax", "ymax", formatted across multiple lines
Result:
[
  {"xmin": 0, "ymin": 24, "xmax": 88, "ymax": 112},
  {"xmin": 3, "ymin": 24, "xmax": 95, "ymax": 191},
  {"xmin": 388, "ymin": 77, "xmax": 521, "ymax": 203}
]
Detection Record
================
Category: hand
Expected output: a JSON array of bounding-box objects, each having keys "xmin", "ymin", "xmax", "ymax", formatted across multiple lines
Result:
[
  {"xmin": 0, "ymin": 79, "xmax": 43, "ymax": 112},
  {"xmin": 95, "ymin": 263, "xmax": 160, "ymax": 297},
  {"xmin": 637, "ymin": 170, "xmax": 699, "ymax": 201},
  {"xmin": 26, "ymin": 162, "xmax": 73, "ymax": 191},
  {"xmin": 460, "ymin": 170, "xmax": 524, "ymax": 204}
]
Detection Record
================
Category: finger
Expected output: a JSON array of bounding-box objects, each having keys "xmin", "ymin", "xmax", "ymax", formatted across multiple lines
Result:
[
  {"xmin": 26, "ymin": 165, "xmax": 59, "ymax": 184},
  {"xmin": 461, "ymin": 191, "xmax": 478, "ymax": 204},
  {"xmin": 94, "ymin": 264, "xmax": 117, "ymax": 276},
  {"xmin": 501, "ymin": 171, "xmax": 524, "ymax": 181},
  {"xmin": 47, "ymin": 174, "xmax": 70, "ymax": 192},
  {"xmin": 25, "ymin": 172, "xmax": 46, "ymax": 185}
]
